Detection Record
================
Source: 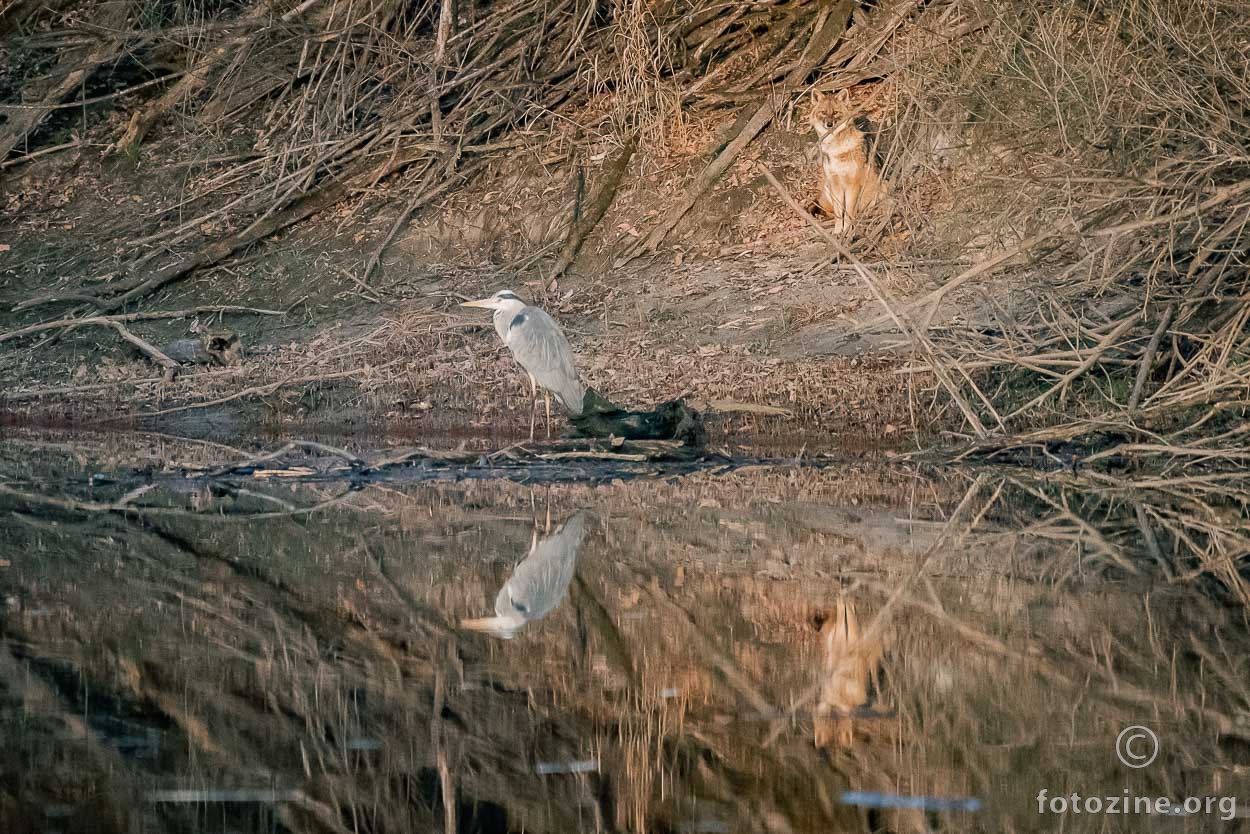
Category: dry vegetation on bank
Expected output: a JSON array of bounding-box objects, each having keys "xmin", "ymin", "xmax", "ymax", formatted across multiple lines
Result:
[{"xmin": 0, "ymin": 0, "xmax": 1247, "ymax": 464}]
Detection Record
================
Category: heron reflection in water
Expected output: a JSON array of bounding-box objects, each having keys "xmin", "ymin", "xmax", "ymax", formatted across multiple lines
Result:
[{"xmin": 461, "ymin": 511, "xmax": 587, "ymax": 639}]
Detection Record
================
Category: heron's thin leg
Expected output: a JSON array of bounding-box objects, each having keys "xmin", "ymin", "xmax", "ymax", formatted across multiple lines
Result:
[
  {"xmin": 544, "ymin": 391, "xmax": 552, "ymax": 439},
  {"xmin": 528, "ymin": 373, "xmax": 538, "ymax": 441}
]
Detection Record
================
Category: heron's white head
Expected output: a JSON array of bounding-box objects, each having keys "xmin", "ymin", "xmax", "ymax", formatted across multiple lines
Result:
[
  {"xmin": 460, "ymin": 289, "xmax": 526, "ymax": 312},
  {"xmin": 461, "ymin": 289, "xmax": 527, "ymax": 341}
]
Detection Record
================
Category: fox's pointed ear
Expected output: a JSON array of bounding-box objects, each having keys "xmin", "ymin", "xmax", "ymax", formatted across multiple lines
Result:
[
  {"xmin": 811, "ymin": 90, "xmax": 826, "ymax": 105},
  {"xmin": 833, "ymin": 88, "xmax": 851, "ymax": 104}
]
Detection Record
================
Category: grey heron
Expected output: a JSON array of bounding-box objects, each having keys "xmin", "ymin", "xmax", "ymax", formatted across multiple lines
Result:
[
  {"xmin": 461, "ymin": 289, "xmax": 585, "ymax": 439},
  {"xmin": 461, "ymin": 511, "xmax": 587, "ymax": 639}
]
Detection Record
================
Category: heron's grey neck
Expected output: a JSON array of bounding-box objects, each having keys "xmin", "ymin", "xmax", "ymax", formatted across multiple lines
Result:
[{"xmin": 491, "ymin": 299, "xmax": 527, "ymax": 341}]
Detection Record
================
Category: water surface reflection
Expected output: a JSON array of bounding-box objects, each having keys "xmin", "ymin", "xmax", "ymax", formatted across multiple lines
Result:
[{"xmin": 0, "ymin": 433, "xmax": 1246, "ymax": 833}]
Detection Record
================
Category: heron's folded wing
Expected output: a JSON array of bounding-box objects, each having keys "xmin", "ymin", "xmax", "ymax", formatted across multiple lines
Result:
[
  {"xmin": 504, "ymin": 512, "xmax": 587, "ymax": 621},
  {"xmin": 504, "ymin": 308, "xmax": 586, "ymax": 413}
]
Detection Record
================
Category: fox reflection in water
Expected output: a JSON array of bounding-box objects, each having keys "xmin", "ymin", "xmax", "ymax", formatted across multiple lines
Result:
[
  {"xmin": 812, "ymin": 598, "xmax": 884, "ymax": 749},
  {"xmin": 461, "ymin": 511, "xmax": 587, "ymax": 638}
]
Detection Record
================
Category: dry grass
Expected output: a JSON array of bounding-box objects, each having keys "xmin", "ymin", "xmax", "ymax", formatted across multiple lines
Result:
[
  {"xmin": 873, "ymin": 0, "xmax": 1250, "ymax": 465},
  {"xmin": 2, "ymin": 0, "xmax": 862, "ymax": 305}
]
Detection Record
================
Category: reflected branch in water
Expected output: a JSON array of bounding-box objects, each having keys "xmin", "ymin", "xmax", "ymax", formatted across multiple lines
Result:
[
  {"xmin": 571, "ymin": 573, "xmax": 639, "ymax": 686},
  {"xmin": 1000, "ymin": 471, "xmax": 1250, "ymax": 603},
  {"xmin": 0, "ymin": 480, "xmax": 365, "ymax": 522}
]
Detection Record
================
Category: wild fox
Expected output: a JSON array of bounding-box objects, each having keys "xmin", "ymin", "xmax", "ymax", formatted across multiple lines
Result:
[{"xmin": 808, "ymin": 89, "xmax": 883, "ymax": 235}]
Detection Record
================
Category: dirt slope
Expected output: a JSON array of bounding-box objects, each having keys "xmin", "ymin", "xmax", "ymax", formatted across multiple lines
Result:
[{"xmin": 1, "ymin": 103, "xmax": 926, "ymax": 442}]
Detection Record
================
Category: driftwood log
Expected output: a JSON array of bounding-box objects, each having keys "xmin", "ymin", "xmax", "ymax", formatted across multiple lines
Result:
[
  {"xmin": 159, "ymin": 331, "xmax": 243, "ymax": 366},
  {"xmin": 568, "ymin": 389, "xmax": 705, "ymax": 446}
]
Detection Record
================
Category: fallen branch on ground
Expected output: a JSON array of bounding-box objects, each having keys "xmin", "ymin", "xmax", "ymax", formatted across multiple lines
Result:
[
  {"xmin": 549, "ymin": 136, "xmax": 637, "ymax": 282},
  {"xmin": 0, "ymin": 306, "xmax": 284, "ymax": 344},
  {"xmin": 618, "ymin": 2, "xmax": 854, "ymax": 262},
  {"xmin": 0, "ymin": 4, "xmax": 130, "ymax": 159},
  {"xmin": 121, "ymin": 357, "xmax": 406, "ymax": 420},
  {"xmin": 105, "ymin": 321, "xmax": 180, "ymax": 380}
]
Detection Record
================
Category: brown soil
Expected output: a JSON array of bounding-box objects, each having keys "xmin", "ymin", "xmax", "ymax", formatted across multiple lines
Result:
[{"xmin": 1, "ymin": 108, "xmax": 936, "ymax": 444}]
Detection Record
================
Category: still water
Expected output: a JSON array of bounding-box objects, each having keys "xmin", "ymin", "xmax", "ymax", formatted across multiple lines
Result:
[{"xmin": 1, "ymin": 431, "xmax": 1247, "ymax": 833}]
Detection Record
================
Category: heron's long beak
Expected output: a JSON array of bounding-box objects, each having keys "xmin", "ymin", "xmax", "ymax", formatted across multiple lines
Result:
[
  {"xmin": 460, "ymin": 615, "xmax": 521, "ymax": 638},
  {"xmin": 460, "ymin": 298, "xmax": 495, "ymax": 309}
]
